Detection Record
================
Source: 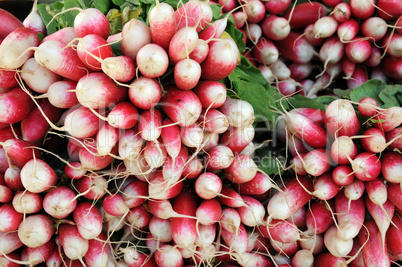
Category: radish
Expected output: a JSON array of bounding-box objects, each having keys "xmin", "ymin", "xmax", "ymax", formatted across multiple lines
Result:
[
  {"xmin": 107, "ymin": 101, "xmax": 138, "ymax": 130},
  {"xmin": 12, "ymin": 191, "xmax": 42, "ymax": 214},
  {"xmin": 267, "ymin": 177, "xmax": 313, "ymax": 220},
  {"xmin": 138, "ymin": 108, "xmax": 162, "ymax": 142},
  {"xmin": 386, "ymin": 214, "xmax": 402, "ymax": 260},
  {"xmin": 303, "ymin": 24, "xmax": 324, "ymax": 46},
  {"xmin": 201, "ymin": 38, "xmax": 239, "ymax": 81},
  {"xmin": 196, "ymin": 199, "xmax": 221, "ymax": 226},
  {"xmin": 358, "ymin": 220, "xmax": 390, "ymax": 266},
  {"xmin": 161, "ymin": 87, "xmax": 202, "ymax": 127},
  {"xmin": 20, "ymin": 158, "xmax": 57, "ymax": 193},
  {"xmin": 271, "ymin": 59, "xmax": 291, "ymax": 80},
  {"xmin": 358, "ymin": 97, "xmax": 378, "ymax": 117},
  {"xmin": 345, "ymin": 38, "xmax": 371, "ymax": 63},
  {"xmin": 337, "ymin": 19, "xmax": 359, "ymax": 42},
  {"xmin": 0, "ymin": 8, "xmax": 24, "ymax": 39},
  {"xmin": 0, "ymin": 69, "xmax": 18, "ymax": 93},
  {"xmin": 381, "ymin": 152, "xmax": 402, "ymax": 183},
  {"xmin": 144, "ymin": 140, "xmax": 167, "ymax": 169},
  {"xmin": 102, "ymin": 55, "xmax": 136, "ymax": 83},
  {"xmin": 74, "ymin": 8, "xmax": 109, "ymax": 39},
  {"xmin": 129, "ymin": 76, "xmax": 161, "ymax": 110},
  {"xmin": 24, "ymin": 239, "xmax": 54, "ymax": 266},
  {"xmin": 335, "ymin": 190, "xmax": 365, "ymax": 241},
  {"xmin": 334, "ymin": 3, "xmax": 352, "ymax": 21},
  {"xmin": 59, "ymin": 224, "xmax": 88, "ymax": 263},
  {"xmin": 219, "ymin": 97, "xmax": 255, "ymax": 128},
  {"xmin": 292, "ymin": 249, "xmax": 314, "ymax": 267},
  {"xmin": 64, "ymin": 162, "xmax": 86, "ymax": 180},
  {"xmin": 205, "ymin": 145, "xmax": 234, "ymax": 171},
  {"xmin": 252, "ymin": 38, "xmax": 279, "ymax": 65},
  {"xmin": 262, "ymin": 219, "xmax": 300, "ymax": 243},
  {"xmin": 225, "ymin": 154, "xmax": 258, "ymax": 184},
  {"xmin": 0, "ymin": 87, "xmax": 34, "ymax": 124},
  {"xmin": 0, "ymin": 232, "xmax": 24, "ymax": 255},
  {"xmin": 168, "ymin": 26, "xmax": 198, "ymax": 64},
  {"xmin": 175, "ymin": 0, "xmax": 212, "ymax": 31},
  {"xmin": 149, "ymin": 2, "xmax": 176, "ymax": 50},
  {"xmin": 315, "ymin": 252, "xmax": 347, "ymax": 266},
  {"xmin": 261, "ymin": 15, "xmax": 290, "ymax": 41},
  {"xmin": 233, "ymin": 11, "xmax": 247, "ymax": 29},
  {"xmin": 34, "ymin": 40, "xmax": 89, "ymax": 81},
  {"xmin": 324, "ymin": 225, "xmax": 354, "ymax": 257},
  {"xmin": 121, "ymin": 18, "xmax": 152, "ymax": 60},
  {"xmin": 136, "ymin": 43, "xmax": 169, "ymax": 78},
  {"xmin": 79, "ymin": 144, "xmax": 115, "ymax": 171},
  {"xmin": 148, "ymin": 171, "xmax": 183, "ymax": 200},
  {"xmin": 182, "ymin": 156, "xmax": 203, "ymax": 179},
  {"xmin": 302, "ymin": 149, "xmax": 332, "ymax": 177},
  {"xmin": 387, "ymin": 183, "xmax": 402, "ymax": 210},
  {"xmin": 193, "ymin": 81, "xmax": 227, "ymax": 109},
  {"xmin": 313, "ymin": 171, "xmax": 341, "ymax": 200},
  {"xmin": 46, "ymin": 80, "xmax": 79, "ymax": 109},
  {"xmin": 189, "ymin": 39, "xmax": 209, "ymax": 63},
  {"xmin": 43, "ymin": 186, "xmax": 77, "ymax": 219},
  {"xmin": 18, "ymin": 214, "xmax": 55, "ymax": 248},
  {"xmin": 0, "ymin": 204, "xmax": 23, "ymax": 232},
  {"xmin": 221, "ymin": 223, "xmax": 249, "ymax": 254},
  {"xmin": 219, "ymin": 187, "xmax": 245, "ymax": 208},
  {"xmin": 373, "ymin": 106, "xmax": 402, "ymax": 133},
  {"xmin": 244, "ymin": 23, "xmax": 262, "ymax": 43},
  {"xmin": 103, "ymin": 193, "xmax": 129, "ymax": 217},
  {"xmin": 21, "ymin": 58, "xmax": 61, "ymax": 94},
  {"xmin": 149, "ymin": 216, "xmax": 172, "ymax": 242},
  {"xmin": 244, "ymin": 0, "xmax": 265, "ymax": 23},
  {"xmin": 284, "ymin": 2, "xmax": 329, "ymax": 29},
  {"xmin": 73, "ymin": 202, "xmax": 103, "ymax": 240},
  {"xmin": 361, "ymin": 128, "xmax": 386, "ymax": 153},
  {"xmin": 74, "ymin": 174, "xmax": 107, "ymax": 200},
  {"xmin": 351, "ymin": 152, "xmax": 381, "ymax": 182},
  {"xmin": 325, "ymin": 99, "xmax": 361, "ymax": 138},
  {"xmin": 84, "ymin": 233, "xmax": 111, "ymax": 267},
  {"xmin": 270, "ymin": 239, "xmax": 299, "ymax": 256},
  {"xmin": 305, "ymin": 201, "xmax": 335, "ymax": 234},
  {"xmin": 332, "ymin": 165, "xmax": 355, "ymax": 186},
  {"xmin": 195, "ymin": 172, "xmax": 222, "ymax": 199},
  {"xmin": 361, "ymin": 17, "xmax": 388, "ymax": 42},
  {"xmin": 198, "ymin": 108, "xmax": 229, "ymax": 134},
  {"xmin": 127, "ymin": 205, "xmax": 151, "ymax": 229},
  {"xmin": 264, "ymin": 0, "xmax": 290, "ymax": 14},
  {"xmin": 350, "ymin": 0, "xmax": 375, "ymax": 20},
  {"xmin": 275, "ymin": 32, "xmax": 316, "ymax": 64},
  {"xmin": 76, "ymin": 34, "xmax": 113, "ymax": 71},
  {"xmin": 160, "ymin": 118, "xmax": 181, "ymax": 159},
  {"xmin": 313, "ymin": 16, "xmax": 338, "ymax": 39},
  {"xmin": 0, "ymin": 27, "xmax": 39, "ymax": 69},
  {"xmin": 236, "ymin": 195, "xmax": 265, "ymax": 227},
  {"xmin": 382, "ymin": 56, "xmax": 402, "ymax": 80},
  {"xmin": 4, "ymin": 165, "xmax": 23, "ymax": 191},
  {"xmin": 174, "ymin": 58, "xmax": 201, "ymax": 90},
  {"xmin": 385, "ymin": 127, "xmax": 402, "ymax": 151},
  {"xmin": 154, "ymin": 244, "xmax": 183, "ymax": 267}
]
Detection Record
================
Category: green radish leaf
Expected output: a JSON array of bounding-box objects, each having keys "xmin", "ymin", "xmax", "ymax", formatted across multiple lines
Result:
[
  {"xmin": 349, "ymin": 79, "xmax": 386, "ymax": 105},
  {"xmin": 334, "ymin": 88, "xmax": 353, "ymax": 98},
  {"xmin": 378, "ymin": 84, "xmax": 402, "ymax": 108},
  {"xmin": 93, "ymin": 0, "xmax": 111, "ymax": 14},
  {"xmin": 286, "ymin": 94, "xmax": 327, "ymax": 111}
]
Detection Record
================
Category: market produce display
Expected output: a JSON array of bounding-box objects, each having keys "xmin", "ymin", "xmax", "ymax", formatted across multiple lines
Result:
[{"xmin": 0, "ymin": 0, "xmax": 401, "ymax": 266}]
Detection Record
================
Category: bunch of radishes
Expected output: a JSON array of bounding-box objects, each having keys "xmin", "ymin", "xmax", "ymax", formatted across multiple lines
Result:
[{"xmin": 218, "ymin": 0, "xmax": 402, "ymax": 97}]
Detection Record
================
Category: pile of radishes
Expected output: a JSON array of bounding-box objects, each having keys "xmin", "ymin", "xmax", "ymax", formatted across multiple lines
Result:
[
  {"xmin": 0, "ymin": 0, "xmax": 402, "ymax": 266},
  {"xmin": 220, "ymin": 0, "xmax": 402, "ymax": 97}
]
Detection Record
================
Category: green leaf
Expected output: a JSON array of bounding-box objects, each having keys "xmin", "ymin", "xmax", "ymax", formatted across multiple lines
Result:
[
  {"xmin": 229, "ymin": 56, "xmax": 268, "ymax": 85},
  {"xmin": 93, "ymin": 0, "xmax": 111, "ymax": 14},
  {"xmin": 112, "ymin": 0, "xmax": 126, "ymax": 6},
  {"xmin": 210, "ymin": 4, "xmax": 221, "ymax": 20},
  {"xmin": 286, "ymin": 94, "xmax": 327, "ymax": 111},
  {"xmin": 225, "ymin": 19, "xmax": 245, "ymax": 53},
  {"xmin": 334, "ymin": 88, "xmax": 353, "ymax": 98},
  {"xmin": 255, "ymin": 149, "xmax": 286, "ymax": 175},
  {"xmin": 378, "ymin": 84, "xmax": 402, "ymax": 108},
  {"xmin": 349, "ymin": 79, "xmax": 387, "ymax": 105}
]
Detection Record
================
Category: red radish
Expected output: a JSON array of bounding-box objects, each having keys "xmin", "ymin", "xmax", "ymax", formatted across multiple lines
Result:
[
  {"xmin": 221, "ymin": 208, "xmax": 241, "ymax": 233},
  {"xmin": 196, "ymin": 199, "xmax": 221, "ymax": 226},
  {"xmin": 387, "ymin": 183, "xmax": 402, "ymax": 210},
  {"xmin": 43, "ymin": 186, "xmax": 77, "ymax": 219},
  {"xmin": 252, "ymin": 39, "xmax": 279, "ymax": 65},
  {"xmin": 148, "ymin": 171, "xmax": 183, "ymax": 200},
  {"xmin": 219, "ymin": 187, "xmax": 245, "ymax": 208},
  {"xmin": 196, "ymin": 224, "xmax": 216, "ymax": 247},
  {"xmin": 302, "ymin": 149, "xmax": 332, "ymax": 177},
  {"xmin": 199, "ymin": 108, "xmax": 229, "ymax": 134},
  {"xmin": 258, "ymin": 65, "xmax": 274, "ymax": 83},
  {"xmin": 330, "ymin": 136, "xmax": 358, "ymax": 165},
  {"xmin": 138, "ymin": 108, "xmax": 162, "ymax": 142},
  {"xmin": 20, "ymin": 158, "xmax": 57, "ymax": 193},
  {"xmin": 195, "ymin": 172, "xmax": 222, "ymax": 199},
  {"xmin": 0, "ymin": 232, "xmax": 23, "ymax": 255},
  {"xmin": 149, "ymin": 2, "xmax": 176, "ymax": 50},
  {"xmin": 144, "ymin": 140, "xmax": 167, "ymax": 169},
  {"xmin": 382, "ymin": 56, "xmax": 402, "ymax": 80},
  {"xmin": 335, "ymin": 190, "xmax": 365, "ymax": 241},
  {"xmin": 283, "ymin": 2, "xmax": 329, "ymax": 29},
  {"xmin": 381, "ymin": 152, "xmax": 402, "ymax": 183},
  {"xmin": 121, "ymin": 18, "xmax": 152, "ymax": 60},
  {"xmin": 122, "ymin": 180, "xmax": 147, "ymax": 209},
  {"xmin": 201, "ymin": 38, "xmax": 239, "ymax": 81},
  {"xmin": 313, "ymin": 16, "xmax": 338, "ymax": 39},
  {"xmin": 46, "ymin": 80, "xmax": 79, "ymax": 109},
  {"xmin": 324, "ymin": 225, "xmax": 354, "ymax": 257},
  {"xmin": 160, "ymin": 118, "xmax": 181, "ymax": 159},
  {"xmin": 337, "ymin": 19, "xmax": 359, "ymax": 42},
  {"xmin": 25, "ymin": 239, "xmax": 54, "ymax": 266},
  {"xmin": 107, "ymin": 101, "xmax": 138, "ymax": 130},
  {"xmin": 345, "ymin": 38, "xmax": 371, "ymax": 63},
  {"xmin": 292, "ymin": 249, "xmax": 314, "ymax": 267},
  {"xmin": 79, "ymin": 145, "xmax": 115, "ymax": 171},
  {"xmin": 264, "ymin": 0, "xmax": 290, "ymax": 14},
  {"xmin": 333, "ymin": 2, "xmax": 352, "ymax": 22},
  {"xmin": 21, "ymin": 58, "xmax": 61, "ymax": 94},
  {"xmin": 84, "ymin": 233, "xmax": 111, "ymax": 267},
  {"xmin": 275, "ymin": 32, "xmax": 316, "ymax": 64},
  {"xmin": 20, "ymin": 99, "xmax": 62, "ymax": 143},
  {"xmin": 289, "ymin": 63, "xmax": 313, "ymax": 81},
  {"xmin": 129, "ymin": 77, "xmax": 161, "ymax": 110},
  {"xmin": 4, "ymin": 165, "xmax": 23, "ymax": 191},
  {"xmin": 149, "ymin": 216, "xmax": 172, "ymax": 242},
  {"xmin": 261, "ymin": 15, "xmax": 290, "ymax": 41},
  {"xmin": 260, "ymin": 219, "xmax": 300, "ymax": 243},
  {"xmin": 315, "ymin": 252, "xmax": 347, "ymax": 266},
  {"xmin": 64, "ymin": 162, "xmax": 86, "ymax": 180},
  {"xmin": 325, "ymin": 99, "xmax": 361, "ymax": 138},
  {"xmin": 73, "ymin": 202, "xmax": 102, "ymax": 240},
  {"xmin": 373, "ymin": 106, "xmax": 402, "ymax": 133},
  {"xmin": 351, "ymin": 152, "xmax": 381, "ymax": 182},
  {"xmin": 0, "ymin": 69, "xmax": 18, "ymax": 93},
  {"xmin": 12, "ymin": 191, "xmax": 42, "ymax": 214},
  {"xmin": 154, "ymin": 244, "xmax": 183, "ymax": 267},
  {"xmin": 304, "ymin": 24, "xmax": 324, "ymax": 46},
  {"xmin": 222, "ymin": 223, "xmax": 249, "ymax": 254},
  {"xmin": 161, "ymin": 87, "xmax": 202, "ymax": 127},
  {"xmin": 59, "ymin": 224, "xmax": 88, "ymax": 263},
  {"xmin": 385, "ymin": 127, "xmax": 402, "ymax": 150},
  {"xmin": 344, "ymin": 178, "xmax": 366, "ymax": 201},
  {"xmin": 200, "ymin": 11, "xmax": 233, "ymax": 41},
  {"xmin": 1, "ymin": 139, "xmax": 41, "ymax": 168},
  {"xmin": 0, "ymin": 27, "xmax": 39, "ymax": 69},
  {"xmin": 350, "ymin": 0, "xmax": 375, "ymax": 20},
  {"xmin": 0, "ymin": 252, "xmax": 21, "ymax": 267},
  {"xmin": 162, "ymin": 145, "xmax": 187, "ymax": 184},
  {"xmin": 386, "ymin": 214, "xmax": 402, "ymax": 260},
  {"xmin": 75, "ymin": 174, "xmax": 107, "ymax": 200},
  {"xmin": 0, "ymin": 184, "xmax": 12, "ymax": 203},
  {"xmin": 0, "ymin": 8, "xmax": 24, "ymax": 39},
  {"xmin": 313, "ymin": 171, "xmax": 341, "ymax": 200},
  {"xmin": 271, "ymin": 60, "xmax": 291, "ymax": 80},
  {"xmin": 76, "ymin": 34, "xmax": 113, "ymax": 71},
  {"xmin": 361, "ymin": 17, "xmax": 388, "ymax": 42},
  {"xmin": 291, "ymin": 154, "xmax": 307, "ymax": 176},
  {"xmin": 270, "ymin": 239, "xmax": 299, "ymax": 256},
  {"xmin": 168, "ymin": 26, "xmax": 198, "ymax": 64},
  {"xmin": 371, "ymin": 66, "xmax": 388, "ymax": 82},
  {"xmin": 103, "ymin": 194, "xmax": 129, "ymax": 217},
  {"xmin": 358, "ymin": 220, "xmax": 390, "ymax": 266},
  {"xmin": 201, "ymin": 131, "xmax": 219, "ymax": 152},
  {"xmin": 332, "ymin": 165, "xmax": 355, "ymax": 186},
  {"xmin": 205, "ymin": 145, "xmax": 234, "ymax": 171},
  {"xmin": 63, "ymin": 106, "xmax": 100, "ymax": 138},
  {"xmin": 41, "ymin": 26, "xmax": 77, "ymax": 45},
  {"xmin": 225, "ymin": 154, "xmax": 258, "ymax": 184},
  {"xmin": 358, "ymin": 97, "xmax": 378, "ymax": 117},
  {"xmin": 0, "ymin": 204, "xmax": 23, "ymax": 232},
  {"xmin": 127, "ymin": 205, "xmax": 152, "ymax": 229},
  {"xmin": 377, "ymin": 0, "xmax": 402, "ymax": 19},
  {"xmin": 219, "ymin": 97, "xmax": 255, "ymax": 128},
  {"xmin": 212, "ymin": 127, "xmax": 250, "ymax": 154},
  {"xmin": 267, "ymin": 177, "xmax": 314, "ymax": 220},
  {"xmin": 74, "ymin": 8, "xmax": 109, "ymax": 39},
  {"xmin": 236, "ymin": 195, "xmax": 265, "ymax": 227},
  {"xmin": 0, "ymin": 87, "xmax": 34, "ymax": 124},
  {"xmin": 305, "ymin": 201, "xmax": 335, "ymax": 234},
  {"xmin": 136, "ymin": 43, "xmax": 169, "ymax": 78},
  {"xmin": 18, "ymin": 214, "xmax": 55, "ymax": 248},
  {"xmin": 34, "ymin": 40, "xmax": 89, "ymax": 81},
  {"xmin": 245, "ymin": 23, "xmax": 262, "ymax": 44},
  {"xmin": 189, "ymin": 39, "xmax": 209, "ymax": 63},
  {"xmin": 233, "ymin": 11, "xmax": 247, "ymax": 29},
  {"xmin": 361, "ymin": 128, "xmax": 386, "ymax": 153},
  {"xmin": 171, "ymin": 191, "xmax": 198, "ymax": 248},
  {"xmin": 182, "ymin": 157, "xmax": 203, "ymax": 179},
  {"xmin": 244, "ymin": 0, "xmax": 265, "ymax": 23},
  {"xmin": 102, "ymin": 55, "xmax": 136, "ymax": 83},
  {"xmin": 174, "ymin": 58, "xmax": 201, "ymax": 90},
  {"xmin": 123, "ymin": 248, "xmax": 155, "ymax": 267},
  {"xmin": 76, "ymin": 72, "xmax": 127, "ymax": 109}
]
